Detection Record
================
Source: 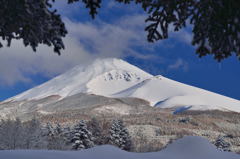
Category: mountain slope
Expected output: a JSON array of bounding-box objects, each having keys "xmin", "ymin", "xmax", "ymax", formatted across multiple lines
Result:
[
  {"xmin": 7, "ymin": 58, "xmax": 240, "ymax": 113},
  {"xmin": 9, "ymin": 58, "xmax": 152, "ymax": 101},
  {"xmin": 113, "ymin": 76, "xmax": 240, "ymax": 112}
]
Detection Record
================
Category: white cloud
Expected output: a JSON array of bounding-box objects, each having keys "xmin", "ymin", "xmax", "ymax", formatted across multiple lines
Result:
[
  {"xmin": 168, "ymin": 24, "xmax": 193, "ymax": 45},
  {"xmin": 168, "ymin": 58, "xmax": 189, "ymax": 72},
  {"xmin": 0, "ymin": 1, "xmax": 194, "ymax": 86},
  {"xmin": 172, "ymin": 29, "xmax": 192, "ymax": 45},
  {"xmin": 0, "ymin": 35, "xmax": 92, "ymax": 86},
  {"xmin": 0, "ymin": 15, "xmax": 153, "ymax": 86},
  {"xmin": 53, "ymin": 1, "xmax": 82, "ymax": 17},
  {"xmin": 107, "ymin": 1, "xmax": 119, "ymax": 9}
]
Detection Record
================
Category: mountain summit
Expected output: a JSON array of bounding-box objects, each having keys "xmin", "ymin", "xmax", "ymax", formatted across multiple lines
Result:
[
  {"xmin": 8, "ymin": 58, "xmax": 240, "ymax": 112},
  {"xmin": 10, "ymin": 58, "xmax": 152, "ymax": 101}
]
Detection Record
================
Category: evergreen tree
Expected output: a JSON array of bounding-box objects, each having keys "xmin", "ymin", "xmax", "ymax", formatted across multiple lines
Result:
[
  {"xmin": 214, "ymin": 136, "xmax": 231, "ymax": 152},
  {"xmin": 109, "ymin": 119, "xmax": 132, "ymax": 151},
  {"xmin": 45, "ymin": 122, "xmax": 54, "ymax": 137},
  {"xmin": 70, "ymin": 120, "xmax": 94, "ymax": 150},
  {"xmin": 54, "ymin": 124, "xmax": 63, "ymax": 134}
]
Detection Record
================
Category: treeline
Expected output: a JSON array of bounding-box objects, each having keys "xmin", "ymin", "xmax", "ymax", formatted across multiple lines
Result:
[{"xmin": 0, "ymin": 118, "xmax": 132, "ymax": 151}]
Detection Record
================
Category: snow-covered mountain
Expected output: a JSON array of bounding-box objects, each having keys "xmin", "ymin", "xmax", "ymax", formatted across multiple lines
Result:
[
  {"xmin": 7, "ymin": 58, "xmax": 240, "ymax": 113},
  {"xmin": 9, "ymin": 58, "xmax": 152, "ymax": 101}
]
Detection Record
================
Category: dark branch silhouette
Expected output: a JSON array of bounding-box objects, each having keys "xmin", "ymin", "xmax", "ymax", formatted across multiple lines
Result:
[{"xmin": 0, "ymin": 0, "xmax": 239, "ymax": 61}]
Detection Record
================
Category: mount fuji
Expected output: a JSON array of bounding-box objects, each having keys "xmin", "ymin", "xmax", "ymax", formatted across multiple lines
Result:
[{"xmin": 7, "ymin": 58, "xmax": 240, "ymax": 113}]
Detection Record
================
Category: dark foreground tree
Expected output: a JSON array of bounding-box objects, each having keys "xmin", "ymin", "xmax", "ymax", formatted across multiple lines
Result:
[
  {"xmin": 0, "ymin": 0, "xmax": 67, "ymax": 55},
  {"xmin": 0, "ymin": 0, "xmax": 240, "ymax": 61}
]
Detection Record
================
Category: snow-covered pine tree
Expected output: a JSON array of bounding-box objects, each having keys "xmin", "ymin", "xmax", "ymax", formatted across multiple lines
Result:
[
  {"xmin": 214, "ymin": 136, "xmax": 231, "ymax": 152},
  {"xmin": 54, "ymin": 124, "xmax": 63, "ymax": 134},
  {"xmin": 70, "ymin": 120, "xmax": 94, "ymax": 150},
  {"xmin": 109, "ymin": 119, "xmax": 132, "ymax": 151},
  {"xmin": 44, "ymin": 122, "xmax": 54, "ymax": 137}
]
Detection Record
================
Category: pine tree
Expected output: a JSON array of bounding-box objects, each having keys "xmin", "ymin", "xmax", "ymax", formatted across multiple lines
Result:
[
  {"xmin": 70, "ymin": 120, "xmax": 94, "ymax": 150},
  {"xmin": 214, "ymin": 136, "xmax": 231, "ymax": 152},
  {"xmin": 54, "ymin": 124, "xmax": 63, "ymax": 134},
  {"xmin": 109, "ymin": 119, "xmax": 132, "ymax": 151},
  {"xmin": 45, "ymin": 122, "xmax": 54, "ymax": 137}
]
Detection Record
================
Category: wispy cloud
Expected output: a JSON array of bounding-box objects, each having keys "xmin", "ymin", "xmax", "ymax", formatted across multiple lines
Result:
[
  {"xmin": 168, "ymin": 23, "xmax": 193, "ymax": 45},
  {"xmin": 0, "ymin": 1, "xmax": 194, "ymax": 86},
  {"xmin": 0, "ymin": 15, "xmax": 152, "ymax": 86},
  {"xmin": 168, "ymin": 58, "xmax": 189, "ymax": 72}
]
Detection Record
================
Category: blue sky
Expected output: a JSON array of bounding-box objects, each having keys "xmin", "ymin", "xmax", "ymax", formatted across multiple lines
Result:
[{"xmin": 0, "ymin": 1, "xmax": 239, "ymax": 101}]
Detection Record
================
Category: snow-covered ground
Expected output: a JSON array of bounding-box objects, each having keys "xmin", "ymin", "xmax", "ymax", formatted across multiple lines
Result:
[
  {"xmin": 0, "ymin": 136, "xmax": 239, "ymax": 159},
  {"xmin": 7, "ymin": 58, "xmax": 240, "ymax": 113}
]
